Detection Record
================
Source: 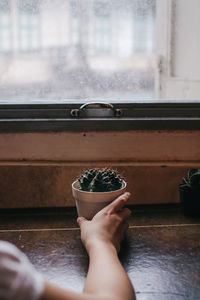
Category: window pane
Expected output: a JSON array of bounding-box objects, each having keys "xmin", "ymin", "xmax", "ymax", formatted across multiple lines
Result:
[
  {"xmin": 0, "ymin": 0, "xmax": 11, "ymax": 53},
  {"xmin": 0, "ymin": 0, "xmax": 156, "ymax": 101}
]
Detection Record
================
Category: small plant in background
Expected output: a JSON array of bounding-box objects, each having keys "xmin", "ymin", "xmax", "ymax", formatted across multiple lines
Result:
[
  {"xmin": 179, "ymin": 168, "xmax": 200, "ymax": 216},
  {"xmin": 180, "ymin": 169, "xmax": 200, "ymax": 189},
  {"xmin": 78, "ymin": 168, "xmax": 123, "ymax": 192}
]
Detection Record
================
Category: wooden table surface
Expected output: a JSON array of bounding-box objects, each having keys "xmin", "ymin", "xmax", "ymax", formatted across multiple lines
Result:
[{"xmin": 0, "ymin": 205, "xmax": 200, "ymax": 300}]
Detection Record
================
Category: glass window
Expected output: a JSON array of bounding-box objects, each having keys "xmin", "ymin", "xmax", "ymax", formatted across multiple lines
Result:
[
  {"xmin": 133, "ymin": 6, "xmax": 155, "ymax": 54},
  {"xmin": 0, "ymin": 0, "xmax": 11, "ymax": 53},
  {"xmin": 94, "ymin": 15, "xmax": 111, "ymax": 53},
  {"xmin": 18, "ymin": 0, "xmax": 40, "ymax": 52},
  {"xmin": 0, "ymin": 0, "xmax": 200, "ymax": 104},
  {"xmin": 94, "ymin": 1, "xmax": 111, "ymax": 53},
  {"xmin": 69, "ymin": 0, "xmax": 81, "ymax": 47},
  {"xmin": 0, "ymin": 0, "xmax": 156, "ymax": 101}
]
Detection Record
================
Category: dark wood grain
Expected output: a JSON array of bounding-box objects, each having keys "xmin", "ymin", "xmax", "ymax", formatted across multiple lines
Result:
[{"xmin": 0, "ymin": 205, "xmax": 200, "ymax": 299}]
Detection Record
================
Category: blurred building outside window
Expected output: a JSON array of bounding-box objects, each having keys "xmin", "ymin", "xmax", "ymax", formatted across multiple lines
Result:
[
  {"xmin": 0, "ymin": 0, "xmax": 156, "ymax": 101},
  {"xmin": 94, "ymin": 15, "xmax": 111, "ymax": 54},
  {"xmin": 0, "ymin": 0, "xmax": 11, "ymax": 53},
  {"xmin": 133, "ymin": 8, "xmax": 155, "ymax": 55},
  {"xmin": 94, "ymin": 1, "xmax": 111, "ymax": 54},
  {"xmin": 18, "ymin": 11, "xmax": 40, "ymax": 52}
]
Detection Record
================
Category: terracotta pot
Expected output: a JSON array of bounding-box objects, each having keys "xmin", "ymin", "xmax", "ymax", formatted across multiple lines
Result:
[{"xmin": 72, "ymin": 179, "xmax": 127, "ymax": 220}]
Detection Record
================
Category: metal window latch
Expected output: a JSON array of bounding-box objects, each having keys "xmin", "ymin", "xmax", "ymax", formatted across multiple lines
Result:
[{"xmin": 70, "ymin": 102, "xmax": 123, "ymax": 118}]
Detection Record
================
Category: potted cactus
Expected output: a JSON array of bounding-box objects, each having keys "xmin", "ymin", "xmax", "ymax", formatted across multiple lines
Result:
[
  {"xmin": 179, "ymin": 169, "xmax": 200, "ymax": 216},
  {"xmin": 72, "ymin": 168, "xmax": 127, "ymax": 219}
]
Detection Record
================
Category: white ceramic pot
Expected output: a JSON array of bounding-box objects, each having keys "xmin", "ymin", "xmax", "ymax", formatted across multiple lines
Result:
[{"xmin": 72, "ymin": 179, "xmax": 127, "ymax": 220}]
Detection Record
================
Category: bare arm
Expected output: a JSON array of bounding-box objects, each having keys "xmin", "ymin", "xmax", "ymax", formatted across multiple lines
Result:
[
  {"xmin": 41, "ymin": 192, "xmax": 135, "ymax": 300},
  {"xmin": 79, "ymin": 192, "xmax": 135, "ymax": 300}
]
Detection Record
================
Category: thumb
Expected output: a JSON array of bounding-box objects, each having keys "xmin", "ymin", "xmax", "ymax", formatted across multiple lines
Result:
[{"xmin": 77, "ymin": 216, "xmax": 87, "ymax": 228}]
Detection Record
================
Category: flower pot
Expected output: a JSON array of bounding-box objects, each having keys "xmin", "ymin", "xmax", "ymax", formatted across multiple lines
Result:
[
  {"xmin": 179, "ymin": 184, "xmax": 200, "ymax": 216},
  {"xmin": 72, "ymin": 179, "xmax": 127, "ymax": 220}
]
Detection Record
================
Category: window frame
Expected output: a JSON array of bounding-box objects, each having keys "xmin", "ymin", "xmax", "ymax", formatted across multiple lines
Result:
[
  {"xmin": 1, "ymin": 100, "xmax": 200, "ymax": 132},
  {"xmin": 156, "ymin": 0, "xmax": 200, "ymax": 100}
]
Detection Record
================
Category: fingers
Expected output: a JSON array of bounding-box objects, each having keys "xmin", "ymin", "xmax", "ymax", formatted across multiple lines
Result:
[
  {"xmin": 117, "ymin": 221, "xmax": 129, "ymax": 249},
  {"xmin": 120, "ymin": 221, "xmax": 129, "ymax": 239},
  {"xmin": 106, "ymin": 192, "xmax": 131, "ymax": 214},
  {"xmin": 118, "ymin": 207, "xmax": 131, "ymax": 220},
  {"xmin": 120, "ymin": 221, "xmax": 129, "ymax": 235},
  {"xmin": 124, "ymin": 221, "xmax": 129, "ymax": 231},
  {"xmin": 77, "ymin": 216, "xmax": 87, "ymax": 228}
]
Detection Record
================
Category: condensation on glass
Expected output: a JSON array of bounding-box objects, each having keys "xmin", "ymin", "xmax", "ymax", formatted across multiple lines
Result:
[{"xmin": 0, "ymin": 0, "xmax": 156, "ymax": 101}]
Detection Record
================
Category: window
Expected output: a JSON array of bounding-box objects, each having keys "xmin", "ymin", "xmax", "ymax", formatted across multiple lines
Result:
[
  {"xmin": 69, "ymin": 1, "xmax": 81, "ymax": 47},
  {"xmin": 94, "ymin": 1, "xmax": 111, "ymax": 53},
  {"xmin": 71, "ymin": 16, "xmax": 80, "ymax": 47},
  {"xmin": 0, "ymin": 0, "xmax": 200, "ymax": 133},
  {"xmin": 0, "ymin": 0, "xmax": 156, "ymax": 101},
  {"xmin": 94, "ymin": 15, "xmax": 111, "ymax": 53},
  {"xmin": 18, "ymin": 0, "xmax": 40, "ymax": 52},
  {"xmin": 0, "ymin": 0, "xmax": 11, "ymax": 53},
  {"xmin": 133, "ymin": 6, "xmax": 155, "ymax": 54}
]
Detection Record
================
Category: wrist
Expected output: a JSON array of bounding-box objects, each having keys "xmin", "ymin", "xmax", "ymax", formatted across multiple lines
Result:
[{"xmin": 86, "ymin": 239, "xmax": 117, "ymax": 256}]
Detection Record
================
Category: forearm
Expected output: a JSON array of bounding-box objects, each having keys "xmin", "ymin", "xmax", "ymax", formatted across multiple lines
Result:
[
  {"xmin": 40, "ymin": 241, "xmax": 135, "ymax": 300},
  {"xmin": 84, "ymin": 241, "xmax": 135, "ymax": 300},
  {"xmin": 41, "ymin": 281, "xmax": 113, "ymax": 300}
]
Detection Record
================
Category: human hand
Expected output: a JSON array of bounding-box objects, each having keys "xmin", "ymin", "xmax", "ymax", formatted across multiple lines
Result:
[{"xmin": 77, "ymin": 192, "xmax": 131, "ymax": 253}]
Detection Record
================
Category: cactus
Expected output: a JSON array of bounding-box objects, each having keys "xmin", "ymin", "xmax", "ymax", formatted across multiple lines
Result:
[{"xmin": 78, "ymin": 168, "xmax": 123, "ymax": 192}]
